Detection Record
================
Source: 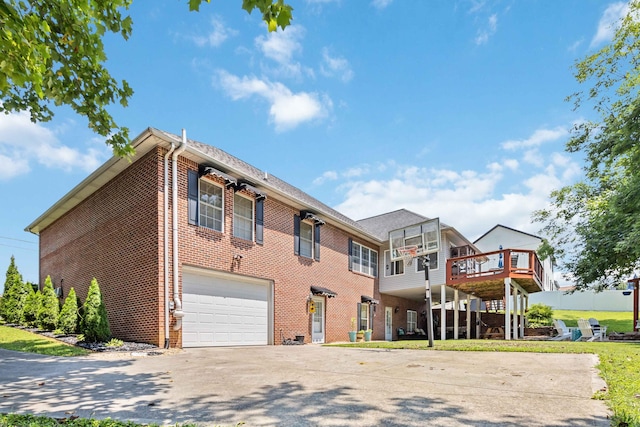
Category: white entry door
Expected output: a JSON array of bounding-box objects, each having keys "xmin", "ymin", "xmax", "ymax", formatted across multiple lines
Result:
[
  {"xmin": 312, "ymin": 297, "xmax": 325, "ymax": 343},
  {"xmin": 385, "ymin": 306, "xmax": 393, "ymax": 341}
]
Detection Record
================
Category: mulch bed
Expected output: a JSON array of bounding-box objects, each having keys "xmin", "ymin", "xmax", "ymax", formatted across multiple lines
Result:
[{"xmin": 7, "ymin": 324, "xmax": 160, "ymax": 353}]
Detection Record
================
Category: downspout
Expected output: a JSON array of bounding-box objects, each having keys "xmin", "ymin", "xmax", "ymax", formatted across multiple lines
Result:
[
  {"xmin": 171, "ymin": 129, "xmax": 188, "ymax": 331},
  {"xmin": 163, "ymin": 140, "xmax": 176, "ymax": 348}
]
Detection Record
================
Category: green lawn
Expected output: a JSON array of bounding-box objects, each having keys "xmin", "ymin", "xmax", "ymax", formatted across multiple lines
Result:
[
  {"xmin": 0, "ymin": 325, "xmax": 89, "ymax": 356},
  {"xmin": 554, "ymin": 309, "xmax": 633, "ymax": 333}
]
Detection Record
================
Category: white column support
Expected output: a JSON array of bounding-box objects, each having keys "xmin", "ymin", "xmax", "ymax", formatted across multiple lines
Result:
[
  {"xmin": 453, "ymin": 289, "xmax": 459, "ymax": 339},
  {"xmin": 504, "ymin": 278, "xmax": 512, "ymax": 340},
  {"xmin": 466, "ymin": 294, "xmax": 471, "ymax": 340},
  {"xmin": 512, "ymin": 287, "xmax": 518, "ymax": 339},
  {"xmin": 440, "ymin": 284, "xmax": 446, "ymax": 341},
  {"xmin": 519, "ymin": 293, "xmax": 525, "ymax": 338}
]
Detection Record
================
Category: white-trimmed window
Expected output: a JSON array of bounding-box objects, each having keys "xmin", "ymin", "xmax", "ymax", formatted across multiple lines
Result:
[
  {"xmin": 416, "ymin": 252, "xmax": 439, "ymax": 272},
  {"xmin": 407, "ymin": 310, "xmax": 417, "ymax": 333},
  {"xmin": 299, "ymin": 220, "xmax": 313, "ymax": 258},
  {"xmin": 350, "ymin": 241, "xmax": 378, "ymax": 277},
  {"xmin": 199, "ymin": 180, "xmax": 223, "ymax": 232},
  {"xmin": 384, "ymin": 250, "xmax": 404, "ymax": 277},
  {"xmin": 233, "ymin": 193, "xmax": 254, "ymax": 241}
]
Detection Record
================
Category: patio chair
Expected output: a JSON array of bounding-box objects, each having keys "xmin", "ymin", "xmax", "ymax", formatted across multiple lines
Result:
[
  {"xmin": 577, "ymin": 318, "xmax": 606, "ymax": 341},
  {"xmin": 551, "ymin": 319, "xmax": 573, "ymax": 341},
  {"xmin": 588, "ymin": 318, "xmax": 608, "ymax": 338}
]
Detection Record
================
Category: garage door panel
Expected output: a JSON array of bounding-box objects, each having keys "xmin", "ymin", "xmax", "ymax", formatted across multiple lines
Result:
[{"xmin": 183, "ymin": 272, "xmax": 269, "ymax": 347}]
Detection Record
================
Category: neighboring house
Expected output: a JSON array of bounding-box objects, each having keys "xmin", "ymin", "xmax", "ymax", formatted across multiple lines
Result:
[{"xmin": 474, "ymin": 224, "xmax": 556, "ymax": 292}]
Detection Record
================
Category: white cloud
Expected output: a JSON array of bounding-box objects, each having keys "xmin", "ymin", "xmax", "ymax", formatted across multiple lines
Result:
[
  {"xmin": 590, "ymin": 2, "xmax": 628, "ymax": 48},
  {"xmin": 320, "ymin": 48, "xmax": 354, "ymax": 82},
  {"xmin": 468, "ymin": 0, "xmax": 486, "ymax": 14},
  {"xmin": 313, "ymin": 170, "xmax": 338, "ymax": 185},
  {"xmin": 504, "ymin": 159, "xmax": 519, "ymax": 171},
  {"xmin": 501, "ymin": 126, "xmax": 567, "ymax": 150},
  {"xmin": 371, "ymin": 0, "xmax": 393, "ymax": 10},
  {"xmin": 215, "ymin": 70, "xmax": 332, "ymax": 131},
  {"xmin": 0, "ymin": 112, "xmax": 109, "ymax": 180},
  {"xmin": 255, "ymin": 25, "xmax": 312, "ymax": 79},
  {"xmin": 189, "ymin": 15, "xmax": 237, "ymax": 47},
  {"xmin": 327, "ymin": 123, "xmax": 582, "ymax": 242},
  {"xmin": 475, "ymin": 13, "xmax": 497, "ymax": 45}
]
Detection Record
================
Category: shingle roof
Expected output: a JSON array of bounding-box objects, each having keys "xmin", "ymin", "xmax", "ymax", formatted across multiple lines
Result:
[{"xmin": 356, "ymin": 209, "xmax": 431, "ymax": 241}]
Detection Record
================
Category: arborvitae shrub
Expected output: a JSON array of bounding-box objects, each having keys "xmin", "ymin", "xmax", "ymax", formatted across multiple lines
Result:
[
  {"xmin": 58, "ymin": 287, "xmax": 79, "ymax": 334},
  {"xmin": 0, "ymin": 256, "xmax": 29, "ymax": 323},
  {"xmin": 37, "ymin": 276, "xmax": 59, "ymax": 331},
  {"xmin": 22, "ymin": 287, "xmax": 41, "ymax": 327},
  {"xmin": 81, "ymin": 278, "xmax": 110, "ymax": 342}
]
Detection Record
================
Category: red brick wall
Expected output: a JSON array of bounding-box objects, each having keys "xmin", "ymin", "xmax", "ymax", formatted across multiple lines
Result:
[
  {"xmin": 173, "ymin": 158, "xmax": 378, "ymax": 345},
  {"xmin": 38, "ymin": 147, "xmax": 400, "ymax": 348},
  {"xmin": 39, "ymin": 148, "xmax": 163, "ymax": 345}
]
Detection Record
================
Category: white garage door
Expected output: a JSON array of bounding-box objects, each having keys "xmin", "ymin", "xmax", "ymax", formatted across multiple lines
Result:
[{"xmin": 182, "ymin": 270, "xmax": 270, "ymax": 347}]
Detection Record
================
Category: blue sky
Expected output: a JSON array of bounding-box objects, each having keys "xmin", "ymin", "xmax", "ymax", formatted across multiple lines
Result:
[{"xmin": 0, "ymin": 0, "xmax": 628, "ymax": 287}]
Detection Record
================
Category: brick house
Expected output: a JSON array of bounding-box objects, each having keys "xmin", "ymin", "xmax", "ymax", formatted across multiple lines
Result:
[{"xmin": 26, "ymin": 128, "xmax": 426, "ymax": 348}]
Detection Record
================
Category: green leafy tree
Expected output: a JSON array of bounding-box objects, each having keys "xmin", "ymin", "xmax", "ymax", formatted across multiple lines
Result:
[
  {"xmin": 81, "ymin": 278, "xmax": 110, "ymax": 342},
  {"xmin": 37, "ymin": 275, "xmax": 59, "ymax": 331},
  {"xmin": 534, "ymin": 1, "xmax": 640, "ymax": 291},
  {"xmin": 0, "ymin": 256, "xmax": 29, "ymax": 323},
  {"xmin": 1, "ymin": 0, "xmax": 292, "ymax": 157},
  {"xmin": 58, "ymin": 287, "xmax": 79, "ymax": 334},
  {"xmin": 22, "ymin": 287, "xmax": 41, "ymax": 327}
]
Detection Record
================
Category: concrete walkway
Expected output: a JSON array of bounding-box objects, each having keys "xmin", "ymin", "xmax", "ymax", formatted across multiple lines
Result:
[{"xmin": 0, "ymin": 346, "xmax": 610, "ymax": 426}]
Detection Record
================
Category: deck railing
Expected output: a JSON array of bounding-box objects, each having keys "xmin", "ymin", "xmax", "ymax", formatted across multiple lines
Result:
[{"xmin": 446, "ymin": 249, "xmax": 543, "ymax": 286}]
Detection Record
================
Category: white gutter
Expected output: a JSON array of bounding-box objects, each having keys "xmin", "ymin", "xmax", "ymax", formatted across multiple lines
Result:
[
  {"xmin": 171, "ymin": 129, "xmax": 188, "ymax": 331},
  {"xmin": 163, "ymin": 140, "xmax": 177, "ymax": 347}
]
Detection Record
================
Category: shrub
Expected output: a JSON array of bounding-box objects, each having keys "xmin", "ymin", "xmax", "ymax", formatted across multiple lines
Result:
[
  {"xmin": 525, "ymin": 303, "xmax": 554, "ymax": 327},
  {"xmin": 37, "ymin": 276, "xmax": 59, "ymax": 331},
  {"xmin": 106, "ymin": 338, "xmax": 124, "ymax": 347},
  {"xmin": 81, "ymin": 278, "xmax": 111, "ymax": 342},
  {"xmin": 0, "ymin": 256, "xmax": 29, "ymax": 323},
  {"xmin": 22, "ymin": 287, "xmax": 41, "ymax": 327},
  {"xmin": 58, "ymin": 287, "xmax": 80, "ymax": 334}
]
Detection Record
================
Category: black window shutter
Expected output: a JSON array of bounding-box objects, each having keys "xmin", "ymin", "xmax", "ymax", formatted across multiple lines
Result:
[
  {"xmin": 314, "ymin": 223, "xmax": 321, "ymax": 261},
  {"xmin": 293, "ymin": 214, "xmax": 300, "ymax": 255},
  {"xmin": 348, "ymin": 238, "xmax": 353, "ymax": 271},
  {"xmin": 187, "ymin": 169, "xmax": 199, "ymax": 225},
  {"xmin": 255, "ymin": 198, "xmax": 264, "ymax": 245},
  {"xmin": 356, "ymin": 303, "xmax": 362, "ymax": 330}
]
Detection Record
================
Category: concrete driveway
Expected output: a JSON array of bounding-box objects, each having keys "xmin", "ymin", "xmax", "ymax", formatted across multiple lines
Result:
[{"xmin": 0, "ymin": 345, "xmax": 610, "ymax": 426}]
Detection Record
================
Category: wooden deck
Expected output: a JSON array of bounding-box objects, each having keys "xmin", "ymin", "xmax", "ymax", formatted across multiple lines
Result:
[{"xmin": 445, "ymin": 249, "xmax": 544, "ymax": 300}]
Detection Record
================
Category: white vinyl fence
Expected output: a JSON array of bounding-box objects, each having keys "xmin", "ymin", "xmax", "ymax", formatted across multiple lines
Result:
[{"xmin": 529, "ymin": 289, "xmax": 634, "ymax": 312}]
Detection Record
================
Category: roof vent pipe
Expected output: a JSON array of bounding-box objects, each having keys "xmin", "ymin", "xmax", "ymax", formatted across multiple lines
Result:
[{"xmin": 171, "ymin": 129, "xmax": 188, "ymax": 331}]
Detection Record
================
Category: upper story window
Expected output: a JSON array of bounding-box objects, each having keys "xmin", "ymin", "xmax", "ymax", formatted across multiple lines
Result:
[
  {"xmin": 349, "ymin": 240, "xmax": 378, "ymax": 277},
  {"xmin": 416, "ymin": 252, "xmax": 439, "ymax": 272},
  {"xmin": 233, "ymin": 194, "xmax": 254, "ymax": 241},
  {"xmin": 299, "ymin": 221, "xmax": 313, "ymax": 258},
  {"xmin": 384, "ymin": 250, "xmax": 404, "ymax": 277},
  {"xmin": 188, "ymin": 168, "xmax": 266, "ymax": 244},
  {"xmin": 294, "ymin": 212, "xmax": 323, "ymax": 261},
  {"xmin": 199, "ymin": 180, "xmax": 223, "ymax": 232}
]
